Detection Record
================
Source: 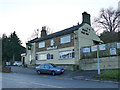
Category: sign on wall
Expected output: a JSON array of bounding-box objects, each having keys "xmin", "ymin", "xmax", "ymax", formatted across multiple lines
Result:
[
  {"xmin": 110, "ymin": 48, "xmax": 116, "ymax": 55},
  {"xmin": 83, "ymin": 48, "xmax": 90, "ymax": 53},
  {"xmin": 99, "ymin": 44, "xmax": 106, "ymax": 50},
  {"xmin": 91, "ymin": 45, "xmax": 97, "ymax": 52},
  {"xmin": 117, "ymin": 43, "xmax": 120, "ymax": 48}
]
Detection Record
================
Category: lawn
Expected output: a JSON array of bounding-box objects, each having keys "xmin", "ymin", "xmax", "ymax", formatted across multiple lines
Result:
[{"xmin": 97, "ymin": 70, "xmax": 120, "ymax": 80}]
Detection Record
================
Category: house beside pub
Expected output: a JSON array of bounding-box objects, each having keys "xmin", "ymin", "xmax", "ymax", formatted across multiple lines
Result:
[{"xmin": 24, "ymin": 12, "xmax": 103, "ymax": 70}]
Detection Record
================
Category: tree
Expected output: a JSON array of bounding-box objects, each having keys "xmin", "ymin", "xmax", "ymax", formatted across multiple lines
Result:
[
  {"xmin": 28, "ymin": 26, "xmax": 53, "ymax": 41},
  {"xmin": 10, "ymin": 31, "xmax": 25, "ymax": 62},
  {"xmin": 99, "ymin": 31, "xmax": 119, "ymax": 43},
  {"xmin": 94, "ymin": 7, "xmax": 120, "ymax": 32},
  {"xmin": 30, "ymin": 29, "xmax": 39, "ymax": 40},
  {"xmin": 46, "ymin": 26, "xmax": 53, "ymax": 35},
  {"xmin": 2, "ymin": 34, "xmax": 11, "ymax": 66},
  {"xmin": 2, "ymin": 32, "xmax": 25, "ymax": 66},
  {"xmin": 93, "ymin": 7, "xmax": 120, "ymax": 43}
]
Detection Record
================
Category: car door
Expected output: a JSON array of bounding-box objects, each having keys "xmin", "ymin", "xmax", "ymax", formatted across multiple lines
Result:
[
  {"xmin": 40, "ymin": 64, "xmax": 45, "ymax": 73},
  {"xmin": 44, "ymin": 64, "xmax": 51, "ymax": 74}
]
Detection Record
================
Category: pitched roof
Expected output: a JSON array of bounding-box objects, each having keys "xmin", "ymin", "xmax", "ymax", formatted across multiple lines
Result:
[{"xmin": 29, "ymin": 24, "xmax": 83, "ymax": 43}]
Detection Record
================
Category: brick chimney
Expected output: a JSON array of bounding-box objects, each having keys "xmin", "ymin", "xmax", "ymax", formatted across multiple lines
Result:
[
  {"xmin": 82, "ymin": 12, "xmax": 91, "ymax": 25},
  {"xmin": 41, "ymin": 26, "xmax": 47, "ymax": 37}
]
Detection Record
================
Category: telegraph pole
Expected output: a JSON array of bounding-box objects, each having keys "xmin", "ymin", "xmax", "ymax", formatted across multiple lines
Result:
[{"xmin": 97, "ymin": 45, "xmax": 100, "ymax": 75}]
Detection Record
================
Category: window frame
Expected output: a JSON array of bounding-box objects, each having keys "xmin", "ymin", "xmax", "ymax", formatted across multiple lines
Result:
[
  {"xmin": 38, "ymin": 41, "xmax": 45, "ymax": 48},
  {"xmin": 60, "ymin": 35, "xmax": 71, "ymax": 44},
  {"xmin": 59, "ymin": 50, "xmax": 74, "ymax": 60},
  {"xmin": 38, "ymin": 53, "xmax": 47, "ymax": 60}
]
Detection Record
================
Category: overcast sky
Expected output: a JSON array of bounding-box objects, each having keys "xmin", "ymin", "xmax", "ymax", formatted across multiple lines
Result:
[{"xmin": 0, "ymin": 0, "xmax": 119, "ymax": 47}]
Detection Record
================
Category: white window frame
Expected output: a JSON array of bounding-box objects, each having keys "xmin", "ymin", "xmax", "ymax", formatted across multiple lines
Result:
[
  {"xmin": 60, "ymin": 35, "xmax": 71, "ymax": 44},
  {"xmin": 59, "ymin": 50, "xmax": 73, "ymax": 59},
  {"xmin": 38, "ymin": 53, "xmax": 47, "ymax": 60},
  {"xmin": 39, "ymin": 42, "xmax": 45, "ymax": 48}
]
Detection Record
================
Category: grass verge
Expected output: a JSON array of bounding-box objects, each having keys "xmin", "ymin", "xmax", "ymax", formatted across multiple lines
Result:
[{"xmin": 97, "ymin": 70, "xmax": 120, "ymax": 80}]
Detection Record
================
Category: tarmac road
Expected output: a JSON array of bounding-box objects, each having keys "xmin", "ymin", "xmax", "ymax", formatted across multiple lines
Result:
[{"xmin": 1, "ymin": 66, "xmax": 119, "ymax": 88}]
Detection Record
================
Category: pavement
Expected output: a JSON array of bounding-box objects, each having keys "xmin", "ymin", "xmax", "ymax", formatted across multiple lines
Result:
[{"xmin": 10, "ymin": 66, "xmax": 119, "ymax": 84}]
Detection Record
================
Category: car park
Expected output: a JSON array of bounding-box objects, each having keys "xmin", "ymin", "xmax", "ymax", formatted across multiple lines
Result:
[{"xmin": 35, "ymin": 63, "xmax": 65, "ymax": 76}]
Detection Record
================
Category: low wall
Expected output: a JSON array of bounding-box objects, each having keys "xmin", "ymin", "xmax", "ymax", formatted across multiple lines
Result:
[{"xmin": 79, "ymin": 56, "xmax": 119, "ymax": 70}]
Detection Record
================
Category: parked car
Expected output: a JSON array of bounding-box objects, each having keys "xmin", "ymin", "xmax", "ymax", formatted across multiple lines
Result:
[
  {"xmin": 13, "ymin": 61, "xmax": 22, "ymax": 66},
  {"xmin": 35, "ymin": 63, "xmax": 65, "ymax": 76}
]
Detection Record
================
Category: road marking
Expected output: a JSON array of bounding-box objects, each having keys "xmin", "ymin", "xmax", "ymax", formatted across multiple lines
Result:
[{"xmin": 1, "ymin": 77, "xmax": 63, "ymax": 88}]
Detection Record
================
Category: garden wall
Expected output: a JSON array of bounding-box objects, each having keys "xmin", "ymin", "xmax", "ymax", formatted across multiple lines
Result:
[{"xmin": 79, "ymin": 42, "xmax": 120, "ymax": 70}]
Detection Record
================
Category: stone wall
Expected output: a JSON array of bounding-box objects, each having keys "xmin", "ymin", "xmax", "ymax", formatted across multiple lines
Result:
[
  {"xmin": 57, "ymin": 64, "xmax": 79, "ymax": 71},
  {"xmin": 79, "ymin": 56, "xmax": 119, "ymax": 70}
]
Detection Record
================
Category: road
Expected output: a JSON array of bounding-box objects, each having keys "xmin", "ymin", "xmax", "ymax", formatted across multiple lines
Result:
[{"xmin": 1, "ymin": 72, "xmax": 119, "ymax": 88}]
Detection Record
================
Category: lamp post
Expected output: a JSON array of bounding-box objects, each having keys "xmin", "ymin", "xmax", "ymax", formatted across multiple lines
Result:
[{"xmin": 97, "ymin": 45, "xmax": 100, "ymax": 75}]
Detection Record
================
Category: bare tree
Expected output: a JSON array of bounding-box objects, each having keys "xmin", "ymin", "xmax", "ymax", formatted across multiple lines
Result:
[
  {"xmin": 27, "ymin": 29, "xmax": 39, "ymax": 41},
  {"xmin": 31, "ymin": 29, "xmax": 39, "ymax": 39},
  {"xmin": 46, "ymin": 26, "xmax": 53, "ymax": 35},
  {"xmin": 27, "ymin": 26, "xmax": 53, "ymax": 41},
  {"xmin": 94, "ymin": 7, "xmax": 120, "ymax": 32}
]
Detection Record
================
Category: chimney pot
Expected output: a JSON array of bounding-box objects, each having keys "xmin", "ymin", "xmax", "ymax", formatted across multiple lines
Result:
[
  {"xmin": 41, "ymin": 26, "xmax": 47, "ymax": 37},
  {"xmin": 82, "ymin": 12, "xmax": 91, "ymax": 25}
]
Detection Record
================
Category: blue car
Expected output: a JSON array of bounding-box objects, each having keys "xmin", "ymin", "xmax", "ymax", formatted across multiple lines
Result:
[{"xmin": 35, "ymin": 63, "xmax": 65, "ymax": 76}]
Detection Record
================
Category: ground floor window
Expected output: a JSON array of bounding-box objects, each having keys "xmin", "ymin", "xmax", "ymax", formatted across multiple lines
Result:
[
  {"xmin": 47, "ymin": 54, "xmax": 54, "ymax": 59},
  {"xmin": 38, "ymin": 53, "xmax": 47, "ymax": 60},
  {"xmin": 59, "ymin": 50, "xmax": 74, "ymax": 59},
  {"xmin": 37, "ymin": 53, "xmax": 53, "ymax": 60}
]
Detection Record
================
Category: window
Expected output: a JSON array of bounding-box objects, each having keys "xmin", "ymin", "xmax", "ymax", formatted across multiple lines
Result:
[
  {"xmin": 47, "ymin": 54, "xmax": 53, "ymax": 59},
  {"xmin": 51, "ymin": 54, "xmax": 53, "ymax": 59},
  {"xmin": 51, "ymin": 40, "xmax": 54, "ymax": 46},
  {"xmin": 44, "ymin": 65, "xmax": 50, "ymax": 69},
  {"xmin": 38, "ymin": 54, "xmax": 47, "ymax": 60},
  {"xmin": 40, "ymin": 64, "xmax": 45, "ymax": 68},
  {"xmin": 47, "ymin": 54, "xmax": 50, "ymax": 59},
  {"xmin": 59, "ymin": 50, "xmax": 74, "ymax": 59},
  {"xmin": 39, "ymin": 42, "xmax": 45, "ymax": 48},
  {"xmin": 36, "ymin": 54, "xmax": 38, "ymax": 60},
  {"xmin": 60, "ymin": 35, "xmax": 71, "ymax": 44}
]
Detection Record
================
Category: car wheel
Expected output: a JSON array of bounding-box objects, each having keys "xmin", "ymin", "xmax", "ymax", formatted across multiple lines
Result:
[
  {"xmin": 37, "ymin": 70, "xmax": 41, "ymax": 74},
  {"xmin": 52, "ymin": 71, "xmax": 55, "ymax": 76}
]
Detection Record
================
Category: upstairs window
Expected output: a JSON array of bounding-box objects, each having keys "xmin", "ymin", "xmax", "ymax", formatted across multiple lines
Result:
[
  {"xmin": 39, "ymin": 42, "xmax": 45, "ymax": 48},
  {"xmin": 60, "ymin": 35, "xmax": 71, "ymax": 44}
]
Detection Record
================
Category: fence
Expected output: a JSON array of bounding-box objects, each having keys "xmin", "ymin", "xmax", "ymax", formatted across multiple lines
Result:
[{"xmin": 80, "ymin": 42, "xmax": 120, "ymax": 59}]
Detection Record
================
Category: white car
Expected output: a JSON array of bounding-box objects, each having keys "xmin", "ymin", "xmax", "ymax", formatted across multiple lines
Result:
[{"xmin": 13, "ymin": 61, "xmax": 22, "ymax": 66}]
